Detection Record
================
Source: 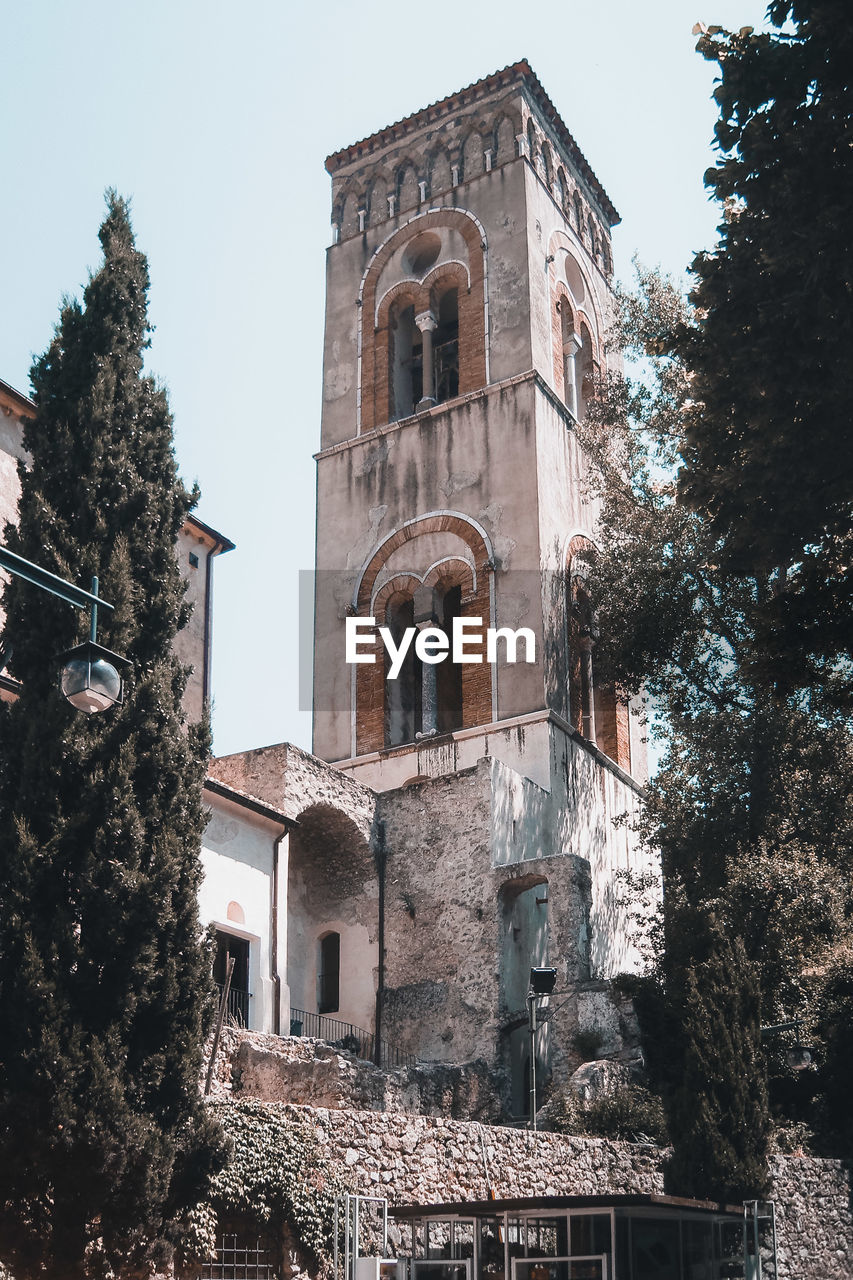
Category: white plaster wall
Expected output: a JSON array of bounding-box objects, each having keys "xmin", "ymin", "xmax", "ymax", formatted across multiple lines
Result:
[
  {"xmin": 199, "ymin": 795, "xmax": 282, "ymax": 1033},
  {"xmin": 0, "ymin": 404, "xmax": 28, "ymax": 637},
  {"xmin": 174, "ymin": 525, "xmax": 211, "ymax": 724}
]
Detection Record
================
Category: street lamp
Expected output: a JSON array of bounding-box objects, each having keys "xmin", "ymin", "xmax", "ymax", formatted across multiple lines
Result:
[
  {"xmin": 761, "ymin": 1019, "xmax": 813, "ymax": 1071},
  {"xmin": 0, "ymin": 545, "xmax": 128, "ymax": 713},
  {"xmin": 527, "ymin": 966, "xmax": 557, "ymax": 1131}
]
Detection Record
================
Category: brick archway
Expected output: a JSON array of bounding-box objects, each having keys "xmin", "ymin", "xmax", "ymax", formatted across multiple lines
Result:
[{"xmin": 352, "ymin": 513, "xmax": 495, "ymax": 754}]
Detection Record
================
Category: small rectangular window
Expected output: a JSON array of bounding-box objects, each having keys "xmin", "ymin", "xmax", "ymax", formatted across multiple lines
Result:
[{"xmin": 189, "ymin": 551, "xmax": 200, "ymax": 568}]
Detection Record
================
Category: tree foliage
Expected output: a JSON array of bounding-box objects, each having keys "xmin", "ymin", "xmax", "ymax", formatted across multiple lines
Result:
[
  {"xmin": 182, "ymin": 1100, "xmax": 354, "ymax": 1272},
  {"xmin": 0, "ymin": 194, "xmax": 226, "ymax": 1280},
  {"xmin": 680, "ymin": 2, "xmax": 853, "ymax": 683},
  {"xmin": 666, "ymin": 929, "xmax": 769, "ymax": 1203}
]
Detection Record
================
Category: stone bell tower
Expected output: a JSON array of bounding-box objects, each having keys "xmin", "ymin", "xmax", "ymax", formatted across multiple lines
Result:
[{"xmin": 312, "ymin": 60, "xmax": 647, "ymax": 796}]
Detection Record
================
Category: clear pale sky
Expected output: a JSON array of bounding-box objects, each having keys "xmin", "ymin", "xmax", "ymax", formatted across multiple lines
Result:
[{"xmin": 1, "ymin": 0, "xmax": 773, "ymax": 757}]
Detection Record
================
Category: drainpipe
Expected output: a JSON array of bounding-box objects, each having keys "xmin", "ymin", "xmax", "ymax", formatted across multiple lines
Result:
[
  {"xmin": 373, "ymin": 819, "xmax": 387, "ymax": 1066},
  {"xmin": 202, "ymin": 535, "xmax": 225, "ymax": 709},
  {"xmin": 271, "ymin": 824, "xmax": 288, "ymax": 1036}
]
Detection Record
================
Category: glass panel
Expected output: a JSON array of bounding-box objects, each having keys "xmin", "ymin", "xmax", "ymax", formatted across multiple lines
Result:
[
  {"xmin": 454, "ymin": 1222, "xmax": 475, "ymax": 1261},
  {"xmin": 426, "ymin": 1223, "xmax": 453, "ymax": 1260},
  {"xmin": 479, "ymin": 1218, "xmax": 505, "ymax": 1280},
  {"xmin": 526, "ymin": 1218, "xmax": 566, "ymax": 1257},
  {"xmin": 506, "ymin": 1219, "xmax": 526, "ymax": 1265},
  {"xmin": 716, "ymin": 1220, "xmax": 745, "ymax": 1278},
  {"xmin": 631, "ymin": 1218, "xmax": 680, "ymax": 1280},
  {"xmin": 570, "ymin": 1217, "xmax": 611, "ymax": 1259},
  {"xmin": 413, "ymin": 1223, "xmax": 426, "ymax": 1260},
  {"xmin": 414, "ymin": 1265, "xmax": 468, "ymax": 1280},
  {"xmin": 513, "ymin": 1261, "xmax": 604, "ymax": 1280},
  {"xmin": 682, "ymin": 1220, "xmax": 714, "ymax": 1279}
]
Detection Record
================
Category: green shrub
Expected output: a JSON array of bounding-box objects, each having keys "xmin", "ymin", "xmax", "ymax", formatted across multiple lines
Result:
[{"xmin": 548, "ymin": 1083, "xmax": 668, "ymax": 1145}]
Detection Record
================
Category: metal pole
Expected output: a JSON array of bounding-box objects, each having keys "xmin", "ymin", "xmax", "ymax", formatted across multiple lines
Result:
[
  {"xmin": 334, "ymin": 1197, "xmax": 339, "ymax": 1280},
  {"xmin": 528, "ymin": 991, "xmax": 538, "ymax": 1131},
  {"xmin": 90, "ymin": 576, "xmax": 99, "ymax": 643},
  {"xmin": 204, "ymin": 955, "xmax": 235, "ymax": 1096},
  {"xmin": 354, "ymin": 1195, "xmax": 360, "ymax": 1280}
]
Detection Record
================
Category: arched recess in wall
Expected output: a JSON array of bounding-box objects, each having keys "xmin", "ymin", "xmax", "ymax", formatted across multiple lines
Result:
[
  {"xmin": 357, "ymin": 209, "xmax": 489, "ymax": 433},
  {"xmin": 337, "ymin": 187, "xmax": 363, "ymax": 240},
  {"xmin": 428, "ymin": 148, "xmax": 452, "ymax": 197},
  {"xmin": 461, "ymin": 130, "xmax": 484, "ymax": 181},
  {"xmin": 499, "ymin": 875, "xmax": 550, "ymax": 1118},
  {"xmin": 366, "ymin": 174, "xmax": 389, "ymax": 227},
  {"xmin": 351, "ymin": 513, "xmax": 495, "ymax": 756},
  {"xmin": 396, "ymin": 162, "xmax": 420, "ymax": 213},
  {"xmin": 494, "ymin": 112, "xmax": 520, "ymax": 164},
  {"xmin": 547, "ymin": 233, "xmax": 603, "ymax": 413},
  {"xmin": 565, "ymin": 535, "xmax": 631, "ymax": 772},
  {"xmin": 286, "ymin": 803, "xmax": 375, "ymax": 1030}
]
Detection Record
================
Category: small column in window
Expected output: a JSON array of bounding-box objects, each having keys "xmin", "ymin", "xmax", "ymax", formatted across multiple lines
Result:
[
  {"xmin": 357, "ymin": 208, "xmax": 367, "ymax": 232},
  {"xmin": 563, "ymin": 330, "xmax": 582, "ymax": 419},
  {"xmin": 451, "ymin": 164, "xmax": 460, "ymax": 187},
  {"xmin": 413, "ymin": 585, "xmax": 439, "ymax": 738},
  {"xmin": 484, "ymin": 149, "xmax": 493, "ymax": 173},
  {"xmin": 418, "ymin": 180, "xmax": 427, "ymax": 204},
  {"xmin": 415, "ymin": 311, "xmax": 438, "ymax": 410},
  {"xmin": 387, "ymin": 193, "xmax": 396, "ymax": 218}
]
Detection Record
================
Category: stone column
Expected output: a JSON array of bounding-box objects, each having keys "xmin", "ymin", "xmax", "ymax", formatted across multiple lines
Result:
[
  {"xmin": 413, "ymin": 584, "xmax": 438, "ymax": 737},
  {"xmin": 563, "ymin": 331, "xmax": 583, "ymax": 420},
  {"xmin": 580, "ymin": 634, "xmax": 596, "ymax": 745},
  {"xmin": 415, "ymin": 311, "xmax": 437, "ymax": 410}
]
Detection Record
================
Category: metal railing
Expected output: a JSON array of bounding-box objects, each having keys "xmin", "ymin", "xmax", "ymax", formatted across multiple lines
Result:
[
  {"xmin": 289, "ymin": 1007, "xmax": 416, "ymax": 1069},
  {"xmin": 216, "ymin": 983, "xmax": 250, "ymax": 1027}
]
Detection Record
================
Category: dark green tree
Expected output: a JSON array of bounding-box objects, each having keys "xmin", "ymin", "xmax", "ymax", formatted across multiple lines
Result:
[
  {"xmin": 679, "ymin": 2, "xmax": 853, "ymax": 684},
  {"xmin": 666, "ymin": 926, "xmax": 770, "ymax": 1202},
  {"xmin": 578, "ymin": 264, "xmax": 853, "ymax": 1176},
  {"xmin": 0, "ymin": 194, "xmax": 225, "ymax": 1280}
]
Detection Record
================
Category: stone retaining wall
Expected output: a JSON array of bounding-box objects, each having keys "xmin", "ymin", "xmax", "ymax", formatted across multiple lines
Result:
[
  {"xmin": 282, "ymin": 1103, "xmax": 851, "ymax": 1279},
  {"xmin": 770, "ymin": 1152, "xmax": 853, "ymax": 1278}
]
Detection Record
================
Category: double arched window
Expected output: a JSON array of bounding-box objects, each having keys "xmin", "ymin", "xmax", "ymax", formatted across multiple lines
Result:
[
  {"xmin": 388, "ymin": 286, "xmax": 459, "ymax": 421},
  {"xmin": 384, "ymin": 581, "xmax": 464, "ymax": 748}
]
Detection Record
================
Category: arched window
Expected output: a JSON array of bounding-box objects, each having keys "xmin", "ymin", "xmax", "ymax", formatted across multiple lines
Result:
[
  {"xmin": 389, "ymin": 299, "xmax": 423, "ymax": 421},
  {"xmin": 541, "ymin": 141, "xmax": 553, "ymax": 189},
  {"xmin": 587, "ymin": 215, "xmax": 598, "ymax": 260},
  {"xmin": 579, "ymin": 319, "xmax": 596, "ymax": 417},
  {"xmin": 383, "ymin": 580, "xmax": 464, "ymax": 746},
  {"xmin": 568, "ymin": 570, "xmax": 596, "ymax": 743},
  {"xmin": 435, "ymin": 583, "xmax": 463, "ymax": 733},
  {"xmin": 526, "ymin": 118, "xmax": 537, "ymax": 166},
  {"xmin": 573, "ymin": 191, "xmax": 584, "ymax": 238},
  {"xmin": 317, "ymin": 931, "xmax": 341, "ymax": 1014},
  {"xmin": 385, "ymin": 594, "xmax": 421, "ymax": 746},
  {"xmin": 559, "ymin": 298, "xmax": 582, "ymax": 419},
  {"xmin": 495, "ymin": 115, "xmax": 516, "ymax": 164},
  {"xmin": 556, "ymin": 168, "xmax": 569, "ymax": 214},
  {"xmin": 433, "ymin": 287, "xmax": 459, "ymax": 404}
]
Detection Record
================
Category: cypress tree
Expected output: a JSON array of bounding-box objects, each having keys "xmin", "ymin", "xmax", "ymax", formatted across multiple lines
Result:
[
  {"xmin": 0, "ymin": 194, "xmax": 225, "ymax": 1280},
  {"xmin": 666, "ymin": 926, "xmax": 770, "ymax": 1203}
]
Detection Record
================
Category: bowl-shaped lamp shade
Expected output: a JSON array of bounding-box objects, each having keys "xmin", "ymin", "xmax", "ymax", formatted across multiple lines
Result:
[
  {"xmin": 787, "ymin": 1044, "xmax": 813, "ymax": 1071},
  {"xmin": 59, "ymin": 641, "xmax": 124, "ymax": 713}
]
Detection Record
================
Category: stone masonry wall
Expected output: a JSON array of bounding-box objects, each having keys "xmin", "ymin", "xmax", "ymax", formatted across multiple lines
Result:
[
  {"xmin": 288, "ymin": 1106, "xmax": 852, "ymax": 1279},
  {"xmin": 769, "ymin": 1153, "xmax": 853, "ymax": 1278}
]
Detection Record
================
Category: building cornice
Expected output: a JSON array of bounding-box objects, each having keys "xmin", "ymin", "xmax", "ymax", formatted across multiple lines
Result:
[{"xmin": 325, "ymin": 60, "xmax": 619, "ymax": 226}]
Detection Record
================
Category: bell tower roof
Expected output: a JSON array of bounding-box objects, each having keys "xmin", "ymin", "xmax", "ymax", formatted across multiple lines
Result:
[{"xmin": 325, "ymin": 60, "xmax": 620, "ymax": 227}]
